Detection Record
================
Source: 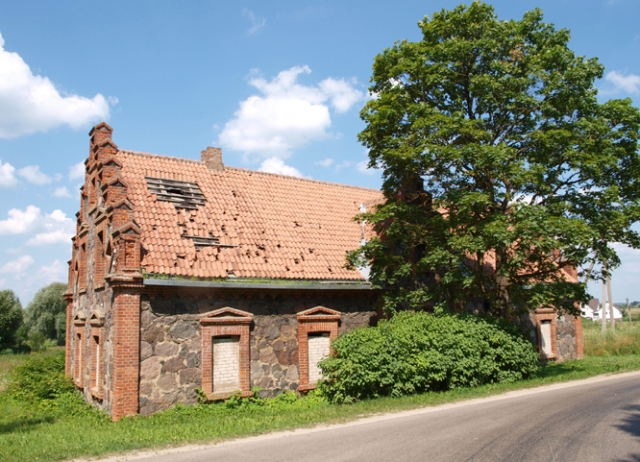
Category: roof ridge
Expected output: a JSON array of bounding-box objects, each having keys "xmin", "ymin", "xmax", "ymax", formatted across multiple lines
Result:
[
  {"xmin": 225, "ymin": 166, "xmax": 381, "ymax": 192},
  {"xmin": 118, "ymin": 149, "xmax": 203, "ymax": 165},
  {"xmin": 118, "ymin": 149, "xmax": 381, "ymax": 193}
]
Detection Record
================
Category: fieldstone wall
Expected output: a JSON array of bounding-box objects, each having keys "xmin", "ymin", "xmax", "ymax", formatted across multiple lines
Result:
[
  {"xmin": 555, "ymin": 314, "xmax": 579, "ymax": 361},
  {"xmin": 139, "ymin": 302, "xmax": 201, "ymax": 416},
  {"xmin": 138, "ymin": 289, "xmax": 379, "ymax": 412},
  {"xmin": 250, "ymin": 315, "xmax": 300, "ymax": 396}
]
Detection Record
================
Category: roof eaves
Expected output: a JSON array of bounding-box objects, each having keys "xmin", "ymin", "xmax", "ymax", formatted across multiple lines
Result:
[{"xmin": 143, "ymin": 278, "xmax": 372, "ymax": 290}]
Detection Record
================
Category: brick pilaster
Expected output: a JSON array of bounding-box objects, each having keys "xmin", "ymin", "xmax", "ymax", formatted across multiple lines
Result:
[{"xmin": 109, "ymin": 275, "xmax": 143, "ymax": 421}]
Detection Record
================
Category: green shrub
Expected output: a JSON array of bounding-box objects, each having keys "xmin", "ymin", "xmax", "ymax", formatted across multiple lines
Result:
[
  {"xmin": 6, "ymin": 352, "xmax": 75, "ymax": 401},
  {"xmin": 318, "ymin": 311, "xmax": 539, "ymax": 403}
]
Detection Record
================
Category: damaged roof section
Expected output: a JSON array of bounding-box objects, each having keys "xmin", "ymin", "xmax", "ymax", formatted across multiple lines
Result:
[
  {"xmin": 145, "ymin": 177, "xmax": 205, "ymax": 210},
  {"xmin": 120, "ymin": 150, "xmax": 382, "ymax": 281}
]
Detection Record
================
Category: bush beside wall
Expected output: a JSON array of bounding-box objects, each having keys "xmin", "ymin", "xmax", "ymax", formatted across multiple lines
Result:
[{"xmin": 318, "ymin": 312, "xmax": 540, "ymax": 403}]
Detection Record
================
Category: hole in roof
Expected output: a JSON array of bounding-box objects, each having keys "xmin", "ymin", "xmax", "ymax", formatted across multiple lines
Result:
[{"xmin": 145, "ymin": 177, "xmax": 206, "ymax": 210}]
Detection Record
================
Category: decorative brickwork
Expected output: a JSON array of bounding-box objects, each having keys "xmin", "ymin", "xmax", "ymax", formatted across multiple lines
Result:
[
  {"xmin": 200, "ymin": 307, "xmax": 252, "ymax": 400},
  {"xmin": 297, "ymin": 306, "xmax": 341, "ymax": 391}
]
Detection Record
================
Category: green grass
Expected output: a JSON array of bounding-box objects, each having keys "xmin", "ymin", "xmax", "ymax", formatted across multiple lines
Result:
[
  {"xmin": 1, "ymin": 353, "xmax": 639, "ymax": 462},
  {"xmin": 583, "ymin": 318, "xmax": 640, "ymax": 356}
]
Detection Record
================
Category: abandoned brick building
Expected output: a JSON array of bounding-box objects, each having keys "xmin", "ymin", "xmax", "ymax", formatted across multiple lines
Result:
[{"xmin": 65, "ymin": 122, "xmax": 583, "ymax": 421}]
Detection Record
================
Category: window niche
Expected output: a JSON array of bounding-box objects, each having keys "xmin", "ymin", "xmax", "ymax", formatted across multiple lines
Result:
[
  {"xmin": 89, "ymin": 309, "xmax": 105, "ymax": 399},
  {"xmin": 73, "ymin": 310, "xmax": 87, "ymax": 387},
  {"xmin": 297, "ymin": 306, "xmax": 341, "ymax": 392},
  {"xmin": 200, "ymin": 307, "xmax": 253, "ymax": 400}
]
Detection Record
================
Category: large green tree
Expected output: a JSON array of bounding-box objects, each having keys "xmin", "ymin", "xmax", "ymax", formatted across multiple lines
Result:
[
  {"xmin": 24, "ymin": 282, "xmax": 67, "ymax": 345},
  {"xmin": 0, "ymin": 290, "xmax": 23, "ymax": 350},
  {"xmin": 352, "ymin": 2, "xmax": 640, "ymax": 317}
]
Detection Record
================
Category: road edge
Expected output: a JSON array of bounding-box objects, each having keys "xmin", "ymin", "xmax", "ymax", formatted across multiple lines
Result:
[{"xmin": 70, "ymin": 369, "xmax": 640, "ymax": 462}]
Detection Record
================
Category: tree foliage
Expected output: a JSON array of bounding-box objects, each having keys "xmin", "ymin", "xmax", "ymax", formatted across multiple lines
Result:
[
  {"xmin": 352, "ymin": 2, "xmax": 640, "ymax": 317},
  {"xmin": 0, "ymin": 290, "xmax": 23, "ymax": 350},
  {"xmin": 24, "ymin": 282, "xmax": 67, "ymax": 345}
]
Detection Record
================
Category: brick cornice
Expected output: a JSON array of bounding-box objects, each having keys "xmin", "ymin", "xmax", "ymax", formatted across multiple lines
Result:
[{"xmin": 106, "ymin": 272, "xmax": 144, "ymax": 291}]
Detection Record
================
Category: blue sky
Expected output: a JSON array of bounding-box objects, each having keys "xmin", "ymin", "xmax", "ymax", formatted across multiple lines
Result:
[{"xmin": 0, "ymin": 0, "xmax": 639, "ymax": 305}]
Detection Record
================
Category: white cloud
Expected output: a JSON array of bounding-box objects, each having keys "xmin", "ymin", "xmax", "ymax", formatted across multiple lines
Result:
[
  {"xmin": 315, "ymin": 158, "xmax": 334, "ymax": 167},
  {"xmin": 0, "ymin": 205, "xmax": 41, "ymax": 234},
  {"xmin": 318, "ymin": 78, "xmax": 364, "ymax": 113},
  {"xmin": 219, "ymin": 66, "xmax": 364, "ymax": 158},
  {"xmin": 36, "ymin": 259, "xmax": 67, "ymax": 284},
  {"xmin": 26, "ymin": 209, "xmax": 75, "ymax": 246},
  {"xmin": 0, "ymin": 206, "xmax": 74, "ymax": 245},
  {"xmin": 356, "ymin": 159, "xmax": 376, "ymax": 175},
  {"xmin": 0, "ymin": 255, "xmax": 34, "ymax": 274},
  {"xmin": 0, "ymin": 32, "xmax": 113, "ymax": 138},
  {"xmin": 0, "ymin": 159, "xmax": 17, "ymax": 187},
  {"xmin": 17, "ymin": 164, "xmax": 53, "ymax": 185},
  {"xmin": 604, "ymin": 70, "xmax": 640, "ymax": 94},
  {"xmin": 53, "ymin": 186, "xmax": 72, "ymax": 198},
  {"xmin": 69, "ymin": 161, "xmax": 85, "ymax": 181},
  {"xmin": 243, "ymin": 8, "xmax": 266, "ymax": 35},
  {"xmin": 259, "ymin": 157, "xmax": 305, "ymax": 178}
]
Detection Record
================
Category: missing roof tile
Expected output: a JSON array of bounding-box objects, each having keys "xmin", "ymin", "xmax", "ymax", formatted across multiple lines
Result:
[
  {"xmin": 145, "ymin": 177, "xmax": 206, "ymax": 210},
  {"xmin": 181, "ymin": 234, "xmax": 237, "ymax": 249}
]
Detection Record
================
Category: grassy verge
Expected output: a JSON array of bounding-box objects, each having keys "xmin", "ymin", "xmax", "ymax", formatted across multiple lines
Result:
[
  {"xmin": 1, "ymin": 353, "xmax": 639, "ymax": 462},
  {"xmin": 0, "ymin": 347, "xmax": 64, "ymax": 393},
  {"xmin": 583, "ymin": 318, "xmax": 640, "ymax": 356}
]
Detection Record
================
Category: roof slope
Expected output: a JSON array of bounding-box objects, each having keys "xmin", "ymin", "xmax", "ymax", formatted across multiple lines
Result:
[{"xmin": 119, "ymin": 151, "xmax": 382, "ymax": 281}]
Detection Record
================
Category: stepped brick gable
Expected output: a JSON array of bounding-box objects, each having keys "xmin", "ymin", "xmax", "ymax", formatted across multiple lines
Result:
[{"xmin": 66, "ymin": 122, "xmax": 582, "ymax": 420}]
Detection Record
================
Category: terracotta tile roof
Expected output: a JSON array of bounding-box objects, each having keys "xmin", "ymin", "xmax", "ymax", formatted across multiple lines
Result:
[{"xmin": 118, "ymin": 150, "xmax": 382, "ymax": 281}]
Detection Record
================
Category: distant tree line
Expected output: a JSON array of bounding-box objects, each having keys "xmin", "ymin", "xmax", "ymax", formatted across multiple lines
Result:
[{"xmin": 0, "ymin": 282, "xmax": 67, "ymax": 354}]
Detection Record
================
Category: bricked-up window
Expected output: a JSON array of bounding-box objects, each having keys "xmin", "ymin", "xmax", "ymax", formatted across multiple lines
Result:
[
  {"xmin": 200, "ymin": 308, "xmax": 253, "ymax": 400},
  {"xmin": 307, "ymin": 332, "xmax": 330, "ymax": 384},
  {"xmin": 89, "ymin": 311, "xmax": 105, "ymax": 398},
  {"xmin": 79, "ymin": 242, "xmax": 87, "ymax": 293},
  {"xmin": 212, "ymin": 336, "xmax": 240, "ymax": 394},
  {"xmin": 297, "ymin": 307, "xmax": 341, "ymax": 392},
  {"xmin": 73, "ymin": 311, "xmax": 87, "ymax": 387},
  {"xmin": 74, "ymin": 332, "xmax": 83, "ymax": 386},
  {"xmin": 94, "ymin": 231, "xmax": 105, "ymax": 288},
  {"xmin": 534, "ymin": 308, "xmax": 558, "ymax": 361}
]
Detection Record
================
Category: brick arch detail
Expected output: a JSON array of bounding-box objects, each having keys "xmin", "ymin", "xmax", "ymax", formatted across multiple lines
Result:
[{"xmin": 200, "ymin": 307, "xmax": 253, "ymax": 400}]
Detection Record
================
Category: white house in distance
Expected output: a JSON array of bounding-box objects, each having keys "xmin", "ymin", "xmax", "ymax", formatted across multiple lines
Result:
[{"xmin": 581, "ymin": 299, "xmax": 623, "ymax": 321}]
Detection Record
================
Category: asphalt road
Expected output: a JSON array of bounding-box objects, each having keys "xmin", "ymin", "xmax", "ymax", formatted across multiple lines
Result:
[{"xmin": 111, "ymin": 372, "xmax": 640, "ymax": 462}]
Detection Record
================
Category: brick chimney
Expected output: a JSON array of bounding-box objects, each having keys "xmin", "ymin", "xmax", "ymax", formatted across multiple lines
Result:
[{"xmin": 201, "ymin": 147, "xmax": 223, "ymax": 171}]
